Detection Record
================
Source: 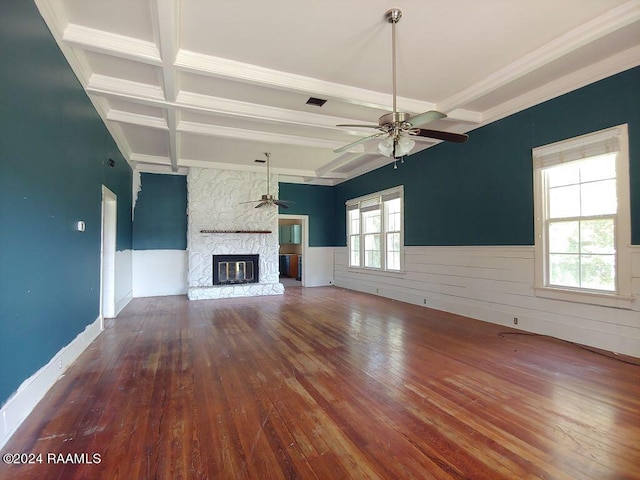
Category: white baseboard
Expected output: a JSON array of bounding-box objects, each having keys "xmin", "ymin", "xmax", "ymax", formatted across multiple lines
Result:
[
  {"xmin": 0, "ymin": 316, "xmax": 103, "ymax": 450},
  {"xmin": 115, "ymin": 290, "xmax": 132, "ymax": 316}
]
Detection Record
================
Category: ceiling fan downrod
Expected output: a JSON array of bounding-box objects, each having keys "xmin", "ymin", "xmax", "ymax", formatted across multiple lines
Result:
[
  {"xmin": 385, "ymin": 8, "xmax": 402, "ymax": 116},
  {"xmin": 264, "ymin": 152, "xmax": 271, "ymax": 195},
  {"xmin": 332, "ymin": 8, "xmax": 468, "ymax": 158}
]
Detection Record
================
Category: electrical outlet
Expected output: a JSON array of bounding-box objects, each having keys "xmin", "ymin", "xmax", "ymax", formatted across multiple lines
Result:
[
  {"xmin": 513, "ymin": 317, "xmax": 518, "ymax": 325},
  {"xmin": 423, "ymin": 298, "xmax": 427, "ymax": 305},
  {"xmin": 58, "ymin": 358, "xmax": 63, "ymax": 370},
  {"xmin": 376, "ymin": 288, "xmax": 379, "ymax": 294}
]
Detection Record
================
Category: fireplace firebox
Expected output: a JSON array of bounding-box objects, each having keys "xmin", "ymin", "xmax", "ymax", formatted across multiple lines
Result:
[{"xmin": 213, "ymin": 254, "xmax": 259, "ymax": 285}]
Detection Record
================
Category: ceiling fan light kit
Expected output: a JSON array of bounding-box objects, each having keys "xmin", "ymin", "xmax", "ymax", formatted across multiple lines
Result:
[
  {"xmin": 334, "ymin": 8, "xmax": 468, "ymax": 163},
  {"xmin": 378, "ymin": 134, "xmax": 415, "ymax": 157}
]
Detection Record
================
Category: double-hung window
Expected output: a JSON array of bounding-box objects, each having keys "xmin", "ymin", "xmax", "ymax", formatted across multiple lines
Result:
[
  {"xmin": 533, "ymin": 124, "xmax": 632, "ymax": 307},
  {"xmin": 347, "ymin": 186, "xmax": 404, "ymax": 272}
]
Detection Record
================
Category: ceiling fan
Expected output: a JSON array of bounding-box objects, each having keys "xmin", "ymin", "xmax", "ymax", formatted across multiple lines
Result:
[
  {"xmin": 240, "ymin": 152, "xmax": 294, "ymax": 209},
  {"xmin": 334, "ymin": 8, "xmax": 468, "ymax": 159}
]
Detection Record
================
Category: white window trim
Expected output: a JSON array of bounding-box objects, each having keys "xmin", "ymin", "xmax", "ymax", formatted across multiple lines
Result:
[
  {"xmin": 346, "ymin": 185, "xmax": 405, "ymax": 275},
  {"xmin": 532, "ymin": 124, "xmax": 634, "ymax": 309}
]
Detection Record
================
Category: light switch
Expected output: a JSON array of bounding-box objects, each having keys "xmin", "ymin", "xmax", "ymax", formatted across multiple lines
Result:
[{"xmin": 76, "ymin": 221, "xmax": 85, "ymax": 232}]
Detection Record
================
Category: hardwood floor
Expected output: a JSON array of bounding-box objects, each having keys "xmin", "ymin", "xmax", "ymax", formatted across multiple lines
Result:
[{"xmin": 1, "ymin": 287, "xmax": 639, "ymax": 479}]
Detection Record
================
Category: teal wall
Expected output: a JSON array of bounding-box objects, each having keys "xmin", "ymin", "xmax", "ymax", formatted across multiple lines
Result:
[
  {"xmin": 0, "ymin": 1, "xmax": 132, "ymax": 404},
  {"xmin": 133, "ymin": 173, "xmax": 187, "ymax": 250},
  {"xmin": 333, "ymin": 66, "xmax": 640, "ymax": 247},
  {"xmin": 278, "ymin": 183, "xmax": 335, "ymax": 246}
]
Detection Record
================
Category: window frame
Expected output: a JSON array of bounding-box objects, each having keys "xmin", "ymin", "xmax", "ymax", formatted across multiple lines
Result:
[
  {"xmin": 346, "ymin": 186, "xmax": 404, "ymax": 274},
  {"xmin": 532, "ymin": 124, "xmax": 633, "ymax": 308}
]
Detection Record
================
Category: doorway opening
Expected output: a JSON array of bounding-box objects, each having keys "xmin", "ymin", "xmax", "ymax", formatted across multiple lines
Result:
[
  {"xmin": 278, "ymin": 214, "xmax": 307, "ymax": 287},
  {"xmin": 100, "ymin": 186, "xmax": 117, "ymax": 327}
]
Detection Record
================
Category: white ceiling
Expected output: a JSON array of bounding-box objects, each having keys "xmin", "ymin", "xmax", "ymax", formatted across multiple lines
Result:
[{"xmin": 35, "ymin": 0, "xmax": 640, "ymax": 184}]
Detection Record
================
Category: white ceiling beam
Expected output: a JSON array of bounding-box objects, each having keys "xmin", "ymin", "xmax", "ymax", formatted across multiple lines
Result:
[
  {"xmin": 178, "ymin": 120, "xmax": 356, "ymax": 152},
  {"xmin": 314, "ymin": 152, "xmax": 371, "ymax": 179},
  {"xmin": 86, "ymin": 75, "xmax": 384, "ymax": 153},
  {"xmin": 174, "ymin": 49, "xmax": 461, "ymax": 118},
  {"xmin": 63, "ymin": 24, "xmax": 162, "ymax": 65},
  {"xmin": 88, "ymin": 74, "xmax": 165, "ymax": 101},
  {"xmin": 87, "ymin": 74, "xmax": 381, "ymax": 135},
  {"xmin": 178, "ymin": 158, "xmax": 319, "ymax": 178},
  {"xmin": 130, "ymin": 153, "xmax": 173, "ymax": 165},
  {"xmin": 60, "ymin": 23, "xmax": 483, "ymax": 128},
  {"xmin": 106, "ymin": 109, "xmax": 168, "ymax": 130},
  {"xmin": 177, "ymin": 91, "xmax": 371, "ymax": 133},
  {"xmin": 438, "ymin": 0, "xmax": 640, "ymax": 114},
  {"xmin": 152, "ymin": 0, "xmax": 180, "ymax": 171},
  {"xmin": 445, "ymin": 108, "xmax": 483, "ymax": 125}
]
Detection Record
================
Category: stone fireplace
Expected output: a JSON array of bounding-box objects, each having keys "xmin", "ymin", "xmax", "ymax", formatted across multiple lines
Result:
[{"xmin": 187, "ymin": 167, "xmax": 284, "ymax": 300}]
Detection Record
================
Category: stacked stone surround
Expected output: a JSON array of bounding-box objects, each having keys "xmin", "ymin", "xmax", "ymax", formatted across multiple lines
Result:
[{"xmin": 187, "ymin": 167, "xmax": 284, "ymax": 300}]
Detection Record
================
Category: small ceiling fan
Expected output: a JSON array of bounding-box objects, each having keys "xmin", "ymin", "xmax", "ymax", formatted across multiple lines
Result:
[
  {"xmin": 334, "ymin": 8, "xmax": 468, "ymax": 159},
  {"xmin": 240, "ymin": 152, "xmax": 294, "ymax": 209}
]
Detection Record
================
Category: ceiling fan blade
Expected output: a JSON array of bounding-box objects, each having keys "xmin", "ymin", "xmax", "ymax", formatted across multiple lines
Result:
[
  {"xmin": 407, "ymin": 110, "xmax": 447, "ymax": 128},
  {"xmin": 415, "ymin": 129, "xmax": 469, "ymax": 144},
  {"xmin": 336, "ymin": 124, "xmax": 381, "ymax": 129},
  {"xmin": 334, "ymin": 132, "xmax": 384, "ymax": 154},
  {"xmin": 254, "ymin": 202, "xmax": 268, "ymax": 208},
  {"xmin": 275, "ymin": 200, "xmax": 291, "ymax": 209}
]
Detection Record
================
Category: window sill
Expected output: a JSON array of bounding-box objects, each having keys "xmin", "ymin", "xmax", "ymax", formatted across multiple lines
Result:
[{"xmin": 534, "ymin": 286, "xmax": 635, "ymax": 309}]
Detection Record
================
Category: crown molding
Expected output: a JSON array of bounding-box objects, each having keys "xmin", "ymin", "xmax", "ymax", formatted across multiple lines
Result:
[
  {"xmin": 439, "ymin": 0, "xmax": 640, "ymax": 113},
  {"xmin": 481, "ymin": 44, "xmax": 640, "ymax": 129},
  {"xmin": 34, "ymin": 0, "xmax": 67, "ymax": 38},
  {"xmin": 101, "ymin": 121, "xmax": 135, "ymax": 167}
]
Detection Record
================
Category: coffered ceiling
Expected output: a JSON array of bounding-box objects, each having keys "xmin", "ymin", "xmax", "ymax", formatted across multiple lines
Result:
[{"xmin": 35, "ymin": 0, "xmax": 640, "ymax": 184}]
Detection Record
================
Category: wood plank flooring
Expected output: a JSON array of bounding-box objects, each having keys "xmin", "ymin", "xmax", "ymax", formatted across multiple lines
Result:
[{"xmin": 1, "ymin": 287, "xmax": 639, "ymax": 479}]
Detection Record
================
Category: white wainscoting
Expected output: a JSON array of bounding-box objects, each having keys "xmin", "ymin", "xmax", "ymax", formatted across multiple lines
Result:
[
  {"xmin": 303, "ymin": 247, "xmax": 334, "ymax": 287},
  {"xmin": 0, "ymin": 316, "xmax": 103, "ymax": 450},
  {"xmin": 334, "ymin": 246, "xmax": 640, "ymax": 357},
  {"xmin": 133, "ymin": 249, "xmax": 188, "ymax": 297},
  {"xmin": 115, "ymin": 249, "xmax": 132, "ymax": 315}
]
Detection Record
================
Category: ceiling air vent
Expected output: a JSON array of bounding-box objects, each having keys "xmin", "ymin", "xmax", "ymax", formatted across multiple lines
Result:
[{"xmin": 306, "ymin": 97, "xmax": 327, "ymax": 107}]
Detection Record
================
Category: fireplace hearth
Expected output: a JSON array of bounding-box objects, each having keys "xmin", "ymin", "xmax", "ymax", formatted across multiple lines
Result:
[{"xmin": 213, "ymin": 254, "xmax": 259, "ymax": 285}]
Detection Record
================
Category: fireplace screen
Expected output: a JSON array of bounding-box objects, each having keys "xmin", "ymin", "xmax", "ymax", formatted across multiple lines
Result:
[{"xmin": 213, "ymin": 255, "xmax": 259, "ymax": 285}]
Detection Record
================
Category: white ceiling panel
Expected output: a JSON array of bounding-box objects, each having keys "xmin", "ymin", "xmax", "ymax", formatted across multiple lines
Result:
[
  {"xmin": 34, "ymin": 0, "xmax": 640, "ymax": 184},
  {"xmin": 61, "ymin": 0, "xmax": 155, "ymax": 42},
  {"xmin": 84, "ymin": 51, "xmax": 162, "ymax": 86},
  {"xmin": 107, "ymin": 99, "xmax": 167, "ymax": 119},
  {"xmin": 118, "ymin": 124, "xmax": 169, "ymax": 156}
]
